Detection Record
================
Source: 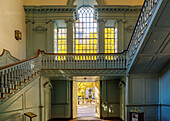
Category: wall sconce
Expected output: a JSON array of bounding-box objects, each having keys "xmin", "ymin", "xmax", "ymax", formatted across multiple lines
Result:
[{"xmin": 15, "ymin": 30, "xmax": 22, "ymax": 40}]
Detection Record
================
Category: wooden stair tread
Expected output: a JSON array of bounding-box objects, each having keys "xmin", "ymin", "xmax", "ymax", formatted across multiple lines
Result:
[
  {"xmin": 0, "ymin": 97, "xmax": 6, "ymax": 99},
  {"xmin": 10, "ymin": 88, "xmax": 18, "ymax": 90},
  {"xmin": 21, "ymin": 82, "xmax": 28, "ymax": 84},
  {"xmin": 16, "ymin": 85, "xmax": 23, "ymax": 87},
  {"xmin": 3, "ymin": 93, "xmax": 12, "ymax": 94}
]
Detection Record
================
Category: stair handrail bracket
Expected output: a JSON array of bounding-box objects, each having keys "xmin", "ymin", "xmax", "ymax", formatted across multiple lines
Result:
[
  {"xmin": 0, "ymin": 50, "xmax": 41, "ymax": 103},
  {"xmin": 126, "ymin": 0, "xmax": 162, "ymax": 71}
]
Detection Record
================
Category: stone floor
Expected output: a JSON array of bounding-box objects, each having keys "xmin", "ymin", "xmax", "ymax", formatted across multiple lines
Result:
[
  {"xmin": 77, "ymin": 104, "xmax": 95, "ymax": 117},
  {"xmin": 49, "ymin": 104, "xmax": 121, "ymax": 121}
]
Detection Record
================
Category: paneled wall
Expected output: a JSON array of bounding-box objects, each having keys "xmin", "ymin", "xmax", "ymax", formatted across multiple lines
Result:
[
  {"xmin": 0, "ymin": 77, "xmax": 38, "ymax": 121},
  {"xmin": 159, "ymin": 62, "xmax": 170, "ymax": 121},
  {"xmin": 126, "ymin": 74, "xmax": 159, "ymax": 121},
  {"xmin": 0, "ymin": 76, "xmax": 50, "ymax": 121},
  {"xmin": 51, "ymin": 80, "xmax": 71, "ymax": 118},
  {"xmin": 101, "ymin": 80, "xmax": 120, "ymax": 118}
]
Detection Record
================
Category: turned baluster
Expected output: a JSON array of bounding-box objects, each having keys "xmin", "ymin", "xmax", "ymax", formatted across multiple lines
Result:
[
  {"xmin": 4, "ymin": 70, "xmax": 8, "ymax": 93},
  {"xmin": 1, "ymin": 71, "xmax": 5, "ymax": 96}
]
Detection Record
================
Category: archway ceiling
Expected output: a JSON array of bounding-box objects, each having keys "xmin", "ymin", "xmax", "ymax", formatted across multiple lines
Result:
[{"xmin": 24, "ymin": 0, "xmax": 144, "ymax": 5}]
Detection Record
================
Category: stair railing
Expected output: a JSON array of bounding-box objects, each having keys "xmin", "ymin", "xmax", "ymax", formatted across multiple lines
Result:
[
  {"xmin": 127, "ymin": 0, "xmax": 159, "ymax": 68},
  {"xmin": 0, "ymin": 50, "xmax": 41, "ymax": 101}
]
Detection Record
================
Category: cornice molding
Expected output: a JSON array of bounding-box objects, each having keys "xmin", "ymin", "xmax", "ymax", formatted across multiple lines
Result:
[
  {"xmin": 24, "ymin": 5, "xmax": 76, "ymax": 13},
  {"xmin": 95, "ymin": 5, "xmax": 142, "ymax": 12}
]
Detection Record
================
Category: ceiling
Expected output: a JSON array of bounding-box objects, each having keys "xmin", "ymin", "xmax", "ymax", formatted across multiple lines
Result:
[{"xmin": 24, "ymin": 0, "xmax": 144, "ymax": 6}]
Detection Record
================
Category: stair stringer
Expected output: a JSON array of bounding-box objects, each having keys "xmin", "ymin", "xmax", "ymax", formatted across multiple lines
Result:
[{"xmin": 0, "ymin": 76, "xmax": 42, "ymax": 121}]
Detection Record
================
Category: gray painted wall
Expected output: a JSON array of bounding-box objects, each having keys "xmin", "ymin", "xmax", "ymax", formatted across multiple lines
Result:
[
  {"xmin": 51, "ymin": 80, "xmax": 71, "ymax": 118},
  {"xmin": 0, "ymin": 77, "xmax": 40, "ymax": 121},
  {"xmin": 101, "ymin": 80, "xmax": 120, "ymax": 118},
  {"xmin": 126, "ymin": 74, "xmax": 159, "ymax": 121},
  {"xmin": 0, "ymin": 76, "xmax": 50, "ymax": 121},
  {"xmin": 159, "ymin": 63, "xmax": 170, "ymax": 121}
]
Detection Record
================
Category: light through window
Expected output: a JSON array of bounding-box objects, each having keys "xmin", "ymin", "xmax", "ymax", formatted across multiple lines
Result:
[
  {"xmin": 105, "ymin": 27, "xmax": 117, "ymax": 53},
  {"xmin": 74, "ymin": 6, "xmax": 98, "ymax": 53},
  {"xmin": 57, "ymin": 28, "xmax": 67, "ymax": 53}
]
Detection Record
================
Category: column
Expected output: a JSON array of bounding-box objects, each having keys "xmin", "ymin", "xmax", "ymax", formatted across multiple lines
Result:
[
  {"xmin": 98, "ymin": 19, "xmax": 106, "ymax": 53},
  {"xmin": 117, "ymin": 19, "xmax": 125, "ymax": 53},
  {"xmin": 26, "ymin": 19, "xmax": 34, "ymax": 58},
  {"xmin": 125, "ymin": 75, "xmax": 129, "ymax": 121},
  {"xmin": 47, "ymin": 19, "xmax": 55, "ymax": 53},
  {"xmin": 65, "ymin": 19, "xmax": 73, "ymax": 53},
  {"xmin": 44, "ymin": 82, "xmax": 53, "ymax": 121}
]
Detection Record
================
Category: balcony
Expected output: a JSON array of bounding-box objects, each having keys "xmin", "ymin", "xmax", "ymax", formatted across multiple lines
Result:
[{"xmin": 41, "ymin": 51, "xmax": 127, "ymax": 76}]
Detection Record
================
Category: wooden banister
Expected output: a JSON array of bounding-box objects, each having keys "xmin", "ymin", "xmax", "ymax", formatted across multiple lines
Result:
[{"xmin": 0, "ymin": 50, "xmax": 41, "ymax": 70}]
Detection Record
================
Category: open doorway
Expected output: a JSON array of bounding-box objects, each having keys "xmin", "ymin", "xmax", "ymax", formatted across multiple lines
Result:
[{"xmin": 72, "ymin": 80, "xmax": 100, "ymax": 119}]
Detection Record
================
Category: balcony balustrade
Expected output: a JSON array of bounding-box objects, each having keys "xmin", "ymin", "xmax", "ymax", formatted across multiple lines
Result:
[{"xmin": 41, "ymin": 52, "xmax": 127, "ymax": 70}]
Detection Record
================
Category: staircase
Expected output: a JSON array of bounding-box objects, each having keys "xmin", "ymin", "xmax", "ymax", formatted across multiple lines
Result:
[
  {"xmin": 0, "ymin": 0, "xmax": 164, "ymax": 105},
  {"xmin": 0, "ymin": 50, "xmax": 41, "ymax": 104}
]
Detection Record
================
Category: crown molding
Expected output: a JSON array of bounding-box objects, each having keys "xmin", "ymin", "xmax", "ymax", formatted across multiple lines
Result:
[
  {"xmin": 24, "ymin": 5, "xmax": 76, "ymax": 13},
  {"xmin": 95, "ymin": 5, "xmax": 142, "ymax": 12}
]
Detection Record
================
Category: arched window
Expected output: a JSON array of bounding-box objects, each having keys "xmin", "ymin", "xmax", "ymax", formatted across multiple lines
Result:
[{"xmin": 74, "ymin": 6, "xmax": 98, "ymax": 53}]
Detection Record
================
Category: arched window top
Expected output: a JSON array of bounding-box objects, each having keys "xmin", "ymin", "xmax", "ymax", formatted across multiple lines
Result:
[{"xmin": 78, "ymin": 6, "xmax": 95, "ymax": 22}]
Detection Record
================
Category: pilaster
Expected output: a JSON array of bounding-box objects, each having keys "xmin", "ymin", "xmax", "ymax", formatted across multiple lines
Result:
[
  {"xmin": 117, "ymin": 19, "xmax": 126, "ymax": 53},
  {"xmin": 44, "ymin": 82, "xmax": 53, "ymax": 121},
  {"xmin": 46, "ymin": 19, "xmax": 55, "ymax": 53},
  {"xmin": 65, "ymin": 19, "xmax": 74, "ymax": 53},
  {"xmin": 98, "ymin": 19, "xmax": 106, "ymax": 53},
  {"xmin": 26, "ymin": 19, "xmax": 34, "ymax": 58}
]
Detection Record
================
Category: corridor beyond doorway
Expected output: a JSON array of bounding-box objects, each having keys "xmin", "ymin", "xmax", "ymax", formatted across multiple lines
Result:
[
  {"xmin": 77, "ymin": 82, "xmax": 95, "ymax": 117},
  {"xmin": 72, "ymin": 78, "xmax": 100, "ymax": 119}
]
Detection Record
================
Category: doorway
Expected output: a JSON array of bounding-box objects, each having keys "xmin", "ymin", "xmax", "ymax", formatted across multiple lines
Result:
[{"xmin": 72, "ymin": 80, "xmax": 100, "ymax": 119}]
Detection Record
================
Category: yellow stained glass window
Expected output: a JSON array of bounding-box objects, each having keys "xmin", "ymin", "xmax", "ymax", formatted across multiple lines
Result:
[
  {"xmin": 57, "ymin": 28, "xmax": 67, "ymax": 54},
  {"xmin": 105, "ymin": 27, "xmax": 118, "ymax": 60},
  {"xmin": 105, "ymin": 28, "xmax": 115, "ymax": 53}
]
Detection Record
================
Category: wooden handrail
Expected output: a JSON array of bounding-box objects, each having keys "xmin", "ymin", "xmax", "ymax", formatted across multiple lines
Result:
[
  {"xmin": 0, "ymin": 49, "xmax": 20, "ymax": 61},
  {"xmin": 126, "ymin": 0, "xmax": 156, "ymax": 50},
  {"xmin": 0, "ymin": 49, "xmax": 41, "ymax": 70},
  {"xmin": 42, "ymin": 50, "xmax": 127, "ymax": 55},
  {"xmin": 126, "ymin": 0, "xmax": 146, "ymax": 50}
]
